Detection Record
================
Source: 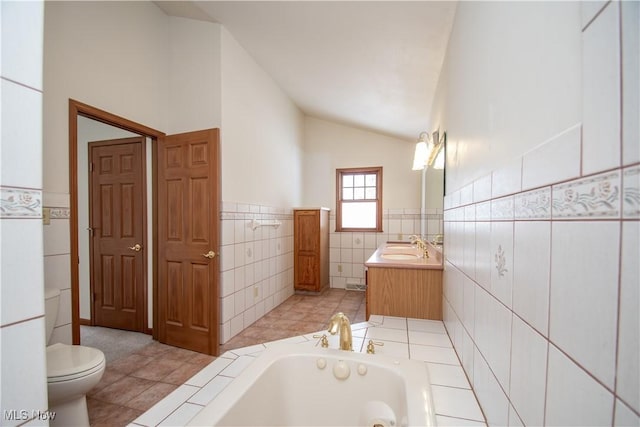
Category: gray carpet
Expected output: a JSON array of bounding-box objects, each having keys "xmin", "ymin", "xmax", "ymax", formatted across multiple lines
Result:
[{"xmin": 80, "ymin": 326, "xmax": 153, "ymax": 363}]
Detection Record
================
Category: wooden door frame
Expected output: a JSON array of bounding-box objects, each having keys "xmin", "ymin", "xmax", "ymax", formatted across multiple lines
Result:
[{"xmin": 69, "ymin": 99, "xmax": 165, "ymax": 344}]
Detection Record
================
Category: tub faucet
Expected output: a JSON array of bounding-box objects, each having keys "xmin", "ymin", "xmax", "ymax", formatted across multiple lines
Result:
[{"xmin": 327, "ymin": 312, "xmax": 353, "ymax": 351}]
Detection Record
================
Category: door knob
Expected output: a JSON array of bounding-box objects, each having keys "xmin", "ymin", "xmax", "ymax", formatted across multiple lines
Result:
[
  {"xmin": 128, "ymin": 244, "xmax": 142, "ymax": 252},
  {"xmin": 202, "ymin": 250, "xmax": 216, "ymax": 259}
]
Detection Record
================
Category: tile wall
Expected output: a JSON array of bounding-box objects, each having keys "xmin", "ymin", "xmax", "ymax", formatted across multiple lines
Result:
[
  {"xmin": 219, "ymin": 202, "xmax": 294, "ymax": 344},
  {"xmin": 0, "ymin": 1, "xmax": 50, "ymax": 424},
  {"xmin": 328, "ymin": 209, "xmax": 443, "ymax": 289},
  {"xmin": 442, "ymin": 3, "xmax": 639, "ymax": 426},
  {"xmin": 43, "ymin": 193, "xmax": 73, "ymax": 344}
]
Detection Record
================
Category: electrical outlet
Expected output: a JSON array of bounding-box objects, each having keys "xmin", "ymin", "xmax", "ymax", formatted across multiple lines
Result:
[
  {"xmin": 397, "ymin": 233, "xmax": 403, "ymax": 240},
  {"xmin": 337, "ymin": 264, "xmax": 343, "ymax": 273},
  {"xmin": 253, "ymin": 287, "xmax": 259, "ymax": 298}
]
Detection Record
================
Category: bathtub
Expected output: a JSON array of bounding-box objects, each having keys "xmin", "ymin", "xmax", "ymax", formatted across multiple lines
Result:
[{"xmin": 187, "ymin": 343, "xmax": 436, "ymax": 427}]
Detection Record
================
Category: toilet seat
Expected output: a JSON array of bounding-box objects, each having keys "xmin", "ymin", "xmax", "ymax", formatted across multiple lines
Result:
[{"xmin": 47, "ymin": 343, "xmax": 106, "ymax": 383}]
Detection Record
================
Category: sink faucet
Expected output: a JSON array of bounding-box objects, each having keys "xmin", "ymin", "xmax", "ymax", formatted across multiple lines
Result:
[
  {"xmin": 409, "ymin": 235, "xmax": 430, "ymax": 258},
  {"xmin": 327, "ymin": 312, "xmax": 353, "ymax": 351}
]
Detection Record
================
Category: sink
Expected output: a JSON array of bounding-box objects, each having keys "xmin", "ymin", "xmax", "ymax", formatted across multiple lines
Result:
[{"xmin": 380, "ymin": 253, "xmax": 420, "ymax": 260}]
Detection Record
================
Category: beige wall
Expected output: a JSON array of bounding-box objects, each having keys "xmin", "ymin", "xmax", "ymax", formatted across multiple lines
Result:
[
  {"xmin": 43, "ymin": 1, "xmax": 171, "ymax": 194},
  {"xmin": 220, "ymin": 27, "xmax": 304, "ymax": 208},
  {"xmin": 168, "ymin": 17, "xmax": 222, "ymax": 135},
  {"xmin": 302, "ymin": 116, "xmax": 420, "ymax": 210}
]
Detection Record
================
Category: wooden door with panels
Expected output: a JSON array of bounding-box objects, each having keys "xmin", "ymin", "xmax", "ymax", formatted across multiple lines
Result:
[
  {"xmin": 89, "ymin": 137, "xmax": 146, "ymax": 333},
  {"xmin": 157, "ymin": 129, "xmax": 220, "ymax": 355}
]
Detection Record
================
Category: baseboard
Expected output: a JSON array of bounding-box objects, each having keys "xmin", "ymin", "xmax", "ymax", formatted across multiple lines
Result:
[{"xmin": 145, "ymin": 328, "xmax": 153, "ymax": 335}]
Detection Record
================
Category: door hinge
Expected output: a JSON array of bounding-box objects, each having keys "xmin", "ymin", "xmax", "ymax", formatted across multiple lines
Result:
[
  {"xmin": 89, "ymin": 162, "xmax": 94, "ymax": 172},
  {"xmin": 87, "ymin": 227, "xmax": 95, "ymax": 237}
]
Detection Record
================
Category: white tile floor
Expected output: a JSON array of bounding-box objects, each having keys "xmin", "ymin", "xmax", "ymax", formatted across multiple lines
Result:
[{"xmin": 129, "ymin": 316, "xmax": 486, "ymax": 426}]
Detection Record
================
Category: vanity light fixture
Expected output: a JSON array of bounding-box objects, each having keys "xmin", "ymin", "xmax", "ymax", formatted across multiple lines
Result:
[
  {"xmin": 412, "ymin": 130, "xmax": 446, "ymax": 170},
  {"xmin": 411, "ymin": 132, "xmax": 432, "ymax": 171}
]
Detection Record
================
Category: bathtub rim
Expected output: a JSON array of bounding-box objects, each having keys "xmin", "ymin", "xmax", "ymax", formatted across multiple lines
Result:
[{"xmin": 187, "ymin": 343, "xmax": 437, "ymax": 427}]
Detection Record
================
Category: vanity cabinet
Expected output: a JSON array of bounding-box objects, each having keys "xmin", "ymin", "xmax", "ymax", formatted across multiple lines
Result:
[
  {"xmin": 294, "ymin": 208, "xmax": 330, "ymax": 293},
  {"xmin": 366, "ymin": 267, "xmax": 442, "ymax": 320},
  {"xmin": 364, "ymin": 242, "xmax": 443, "ymax": 320}
]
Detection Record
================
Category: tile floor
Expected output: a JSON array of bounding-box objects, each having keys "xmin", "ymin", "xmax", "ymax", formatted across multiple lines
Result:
[{"xmin": 86, "ymin": 289, "xmax": 365, "ymax": 426}]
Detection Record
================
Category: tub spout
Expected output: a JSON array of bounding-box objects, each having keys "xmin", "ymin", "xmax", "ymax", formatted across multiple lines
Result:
[{"xmin": 327, "ymin": 312, "xmax": 353, "ymax": 351}]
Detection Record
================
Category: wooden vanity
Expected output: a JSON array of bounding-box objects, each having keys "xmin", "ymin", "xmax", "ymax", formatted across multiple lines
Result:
[{"xmin": 365, "ymin": 242, "xmax": 443, "ymax": 320}]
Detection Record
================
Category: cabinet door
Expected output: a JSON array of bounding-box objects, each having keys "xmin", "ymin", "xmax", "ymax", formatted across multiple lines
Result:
[{"xmin": 295, "ymin": 210, "xmax": 320, "ymax": 291}]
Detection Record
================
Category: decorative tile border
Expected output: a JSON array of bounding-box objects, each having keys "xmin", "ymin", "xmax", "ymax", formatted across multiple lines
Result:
[
  {"xmin": 491, "ymin": 196, "xmax": 514, "ymax": 220},
  {"xmin": 49, "ymin": 207, "xmax": 70, "ymax": 219},
  {"xmin": 0, "ymin": 187, "xmax": 42, "ymax": 218},
  {"xmin": 476, "ymin": 201, "xmax": 491, "ymax": 221},
  {"xmin": 465, "ymin": 205, "xmax": 476, "ymax": 222},
  {"xmin": 515, "ymin": 187, "xmax": 551, "ymax": 220},
  {"xmin": 622, "ymin": 165, "xmax": 640, "ymax": 218},
  {"xmin": 552, "ymin": 171, "xmax": 621, "ymax": 219}
]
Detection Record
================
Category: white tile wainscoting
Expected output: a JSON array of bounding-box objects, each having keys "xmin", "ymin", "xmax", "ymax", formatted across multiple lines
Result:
[
  {"xmin": 219, "ymin": 202, "xmax": 295, "ymax": 344},
  {"xmin": 443, "ymin": 156, "xmax": 639, "ymax": 426}
]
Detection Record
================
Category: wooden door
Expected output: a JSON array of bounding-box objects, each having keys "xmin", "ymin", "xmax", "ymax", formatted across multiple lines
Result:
[
  {"xmin": 89, "ymin": 137, "xmax": 146, "ymax": 332},
  {"xmin": 294, "ymin": 210, "xmax": 320, "ymax": 291},
  {"xmin": 157, "ymin": 129, "xmax": 220, "ymax": 355}
]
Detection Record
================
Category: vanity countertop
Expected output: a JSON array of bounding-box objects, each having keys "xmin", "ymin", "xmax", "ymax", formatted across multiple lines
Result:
[{"xmin": 365, "ymin": 241, "xmax": 443, "ymax": 270}]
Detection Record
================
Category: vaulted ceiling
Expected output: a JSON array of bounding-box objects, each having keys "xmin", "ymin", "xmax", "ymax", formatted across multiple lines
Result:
[{"xmin": 154, "ymin": 1, "xmax": 457, "ymax": 141}]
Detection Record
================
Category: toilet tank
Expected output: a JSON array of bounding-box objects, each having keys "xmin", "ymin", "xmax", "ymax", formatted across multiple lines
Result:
[{"xmin": 44, "ymin": 288, "xmax": 61, "ymax": 344}]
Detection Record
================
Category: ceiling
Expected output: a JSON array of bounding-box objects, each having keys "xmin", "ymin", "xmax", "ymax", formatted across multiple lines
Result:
[{"xmin": 154, "ymin": 1, "xmax": 457, "ymax": 141}]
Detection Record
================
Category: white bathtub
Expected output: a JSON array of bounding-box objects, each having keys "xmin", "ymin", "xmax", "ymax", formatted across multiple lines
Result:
[{"xmin": 187, "ymin": 343, "xmax": 437, "ymax": 427}]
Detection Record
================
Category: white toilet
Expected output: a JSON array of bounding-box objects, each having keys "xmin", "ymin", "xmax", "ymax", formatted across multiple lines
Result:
[{"xmin": 45, "ymin": 288, "xmax": 106, "ymax": 427}]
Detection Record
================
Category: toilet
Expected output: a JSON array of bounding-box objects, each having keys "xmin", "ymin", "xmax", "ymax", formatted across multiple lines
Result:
[{"xmin": 45, "ymin": 288, "xmax": 105, "ymax": 427}]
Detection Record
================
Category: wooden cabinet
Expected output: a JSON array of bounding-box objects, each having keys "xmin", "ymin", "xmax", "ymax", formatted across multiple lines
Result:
[
  {"xmin": 294, "ymin": 208, "xmax": 329, "ymax": 293},
  {"xmin": 366, "ymin": 267, "xmax": 442, "ymax": 320}
]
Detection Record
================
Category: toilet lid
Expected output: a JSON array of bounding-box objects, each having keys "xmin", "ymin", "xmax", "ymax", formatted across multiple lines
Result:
[{"xmin": 47, "ymin": 343, "xmax": 105, "ymax": 381}]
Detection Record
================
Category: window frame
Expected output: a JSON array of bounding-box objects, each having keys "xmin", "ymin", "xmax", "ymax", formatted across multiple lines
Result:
[{"xmin": 335, "ymin": 166, "xmax": 383, "ymax": 232}]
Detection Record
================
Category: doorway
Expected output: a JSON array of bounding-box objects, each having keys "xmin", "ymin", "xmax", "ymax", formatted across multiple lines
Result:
[
  {"xmin": 70, "ymin": 101, "xmax": 163, "ymax": 344},
  {"xmin": 69, "ymin": 99, "xmax": 221, "ymax": 356}
]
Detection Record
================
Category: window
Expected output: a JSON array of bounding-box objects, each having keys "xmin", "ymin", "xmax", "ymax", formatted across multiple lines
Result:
[{"xmin": 336, "ymin": 167, "xmax": 382, "ymax": 232}]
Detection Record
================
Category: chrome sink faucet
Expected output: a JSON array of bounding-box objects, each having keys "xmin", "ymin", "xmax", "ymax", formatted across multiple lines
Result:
[{"xmin": 327, "ymin": 312, "xmax": 353, "ymax": 351}]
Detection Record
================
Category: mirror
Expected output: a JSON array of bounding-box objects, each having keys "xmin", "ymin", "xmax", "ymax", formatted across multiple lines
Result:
[{"xmin": 420, "ymin": 131, "xmax": 445, "ymax": 245}]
